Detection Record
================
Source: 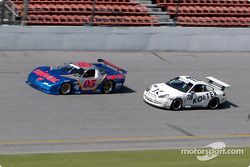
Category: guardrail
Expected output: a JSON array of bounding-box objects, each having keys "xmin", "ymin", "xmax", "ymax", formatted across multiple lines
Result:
[{"xmin": 0, "ymin": 26, "xmax": 250, "ymax": 51}]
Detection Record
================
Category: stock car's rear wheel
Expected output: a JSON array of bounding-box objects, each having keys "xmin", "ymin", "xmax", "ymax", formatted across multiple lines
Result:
[
  {"xmin": 60, "ymin": 83, "xmax": 71, "ymax": 95},
  {"xmin": 208, "ymin": 98, "xmax": 219, "ymax": 109},
  {"xmin": 171, "ymin": 99, "xmax": 182, "ymax": 111},
  {"xmin": 103, "ymin": 80, "xmax": 114, "ymax": 94}
]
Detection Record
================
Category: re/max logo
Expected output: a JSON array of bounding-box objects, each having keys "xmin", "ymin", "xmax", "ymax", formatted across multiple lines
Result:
[{"xmin": 33, "ymin": 69, "xmax": 60, "ymax": 83}]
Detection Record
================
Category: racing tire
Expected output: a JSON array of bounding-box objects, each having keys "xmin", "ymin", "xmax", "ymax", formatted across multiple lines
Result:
[
  {"xmin": 102, "ymin": 80, "xmax": 114, "ymax": 94},
  {"xmin": 208, "ymin": 98, "xmax": 219, "ymax": 109},
  {"xmin": 171, "ymin": 99, "xmax": 182, "ymax": 111},
  {"xmin": 60, "ymin": 82, "xmax": 72, "ymax": 95}
]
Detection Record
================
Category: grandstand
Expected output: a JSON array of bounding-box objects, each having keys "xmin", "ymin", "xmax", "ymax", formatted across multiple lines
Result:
[
  {"xmin": 0, "ymin": 0, "xmax": 250, "ymax": 26},
  {"xmin": 0, "ymin": 0, "xmax": 168, "ymax": 26},
  {"xmin": 157, "ymin": 0, "xmax": 250, "ymax": 27}
]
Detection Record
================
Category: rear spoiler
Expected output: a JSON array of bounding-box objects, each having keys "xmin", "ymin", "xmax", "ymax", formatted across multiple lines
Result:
[
  {"xmin": 206, "ymin": 76, "xmax": 230, "ymax": 91},
  {"xmin": 97, "ymin": 59, "xmax": 127, "ymax": 74}
]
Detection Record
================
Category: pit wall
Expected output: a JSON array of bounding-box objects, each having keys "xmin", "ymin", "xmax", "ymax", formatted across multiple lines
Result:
[{"xmin": 0, "ymin": 26, "xmax": 249, "ymax": 51}]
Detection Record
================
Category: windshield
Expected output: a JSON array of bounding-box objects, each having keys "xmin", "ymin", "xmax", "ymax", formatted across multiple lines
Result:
[
  {"xmin": 58, "ymin": 63, "xmax": 85, "ymax": 77},
  {"xmin": 166, "ymin": 77, "xmax": 193, "ymax": 93}
]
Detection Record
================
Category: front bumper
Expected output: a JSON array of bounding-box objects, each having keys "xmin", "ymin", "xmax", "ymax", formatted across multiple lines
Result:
[
  {"xmin": 143, "ymin": 90, "xmax": 172, "ymax": 109},
  {"xmin": 26, "ymin": 74, "xmax": 59, "ymax": 94}
]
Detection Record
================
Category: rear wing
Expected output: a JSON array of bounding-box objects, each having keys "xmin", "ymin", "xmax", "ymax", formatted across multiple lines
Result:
[
  {"xmin": 206, "ymin": 76, "xmax": 230, "ymax": 91},
  {"xmin": 97, "ymin": 59, "xmax": 127, "ymax": 74}
]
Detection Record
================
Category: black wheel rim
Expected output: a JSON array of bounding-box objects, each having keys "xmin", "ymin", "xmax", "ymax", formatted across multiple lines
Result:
[
  {"xmin": 173, "ymin": 99, "xmax": 181, "ymax": 110},
  {"xmin": 61, "ymin": 83, "xmax": 71, "ymax": 95},
  {"xmin": 210, "ymin": 99, "xmax": 218, "ymax": 109},
  {"xmin": 103, "ymin": 81, "xmax": 113, "ymax": 94}
]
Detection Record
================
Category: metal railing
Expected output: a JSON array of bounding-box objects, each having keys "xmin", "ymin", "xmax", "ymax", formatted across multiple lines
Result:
[
  {"xmin": 0, "ymin": 0, "xmax": 5, "ymax": 24},
  {"xmin": 173, "ymin": 0, "xmax": 180, "ymax": 26},
  {"xmin": 1, "ymin": 0, "xmax": 23, "ymax": 24}
]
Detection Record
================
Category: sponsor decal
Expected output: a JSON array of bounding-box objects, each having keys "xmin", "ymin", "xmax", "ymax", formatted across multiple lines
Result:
[
  {"xmin": 145, "ymin": 95, "xmax": 153, "ymax": 102},
  {"xmin": 95, "ymin": 89, "xmax": 101, "ymax": 92},
  {"xmin": 74, "ymin": 85, "xmax": 80, "ymax": 90},
  {"xmin": 43, "ymin": 82, "xmax": 50, "ymax": 86},
  {"xmin": 78, "ymin": 79, "xmax": 97, "ymax": 90},
  {"xmin": 107, "ymin": 74, "xmax": 124, "ymax": 80},
  {"xmin": 116, "ymin": 83, "xmax": 122, "ymax": 88},
  {"xmin": 37, "ymin": 77, "xmax": 43, "ymax": 81},
  {"xmin": 192, "ymin": 91, "xmax": 217, "ymax": 104},
  {"xmin": 151, "ymin": 88, "xmax": 160, "ymax": 94},
  {"xmin": 83, "ymin": 79, "xmax": 96, "ymax": 88},
  {"xmin": 76, "ymin": 62, "xmax": 92, "ymax": 68},
  {"xmin": 187, "ymin": 94, "xmax": 193, "ymax": 100},
  {"xmin": 33, "ymin": 69, "xmax": 59, "ymax": 83}
]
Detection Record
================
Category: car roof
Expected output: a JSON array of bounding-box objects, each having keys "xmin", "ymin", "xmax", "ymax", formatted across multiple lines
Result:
[
  {"xmin": 73, "ymin": 61, "xmax": 94, "ymax": 69},
  {"xmin": 179, "ymin": 76, "xmax": 207, "ymax": 85}
]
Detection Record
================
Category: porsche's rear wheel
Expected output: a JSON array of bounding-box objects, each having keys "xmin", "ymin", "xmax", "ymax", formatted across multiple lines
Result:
[
  {"xmin": 103, "ymin": 80, "xmax": 114, "ymax": 94},
  {"xmin": 171, "ymin": 99, "xmax": 182, "ymax": 111},
  {"xmin": 208, "ymin": 98, "xmax": 219, "ymax": 109},
  {"xmin": 60, "ymin": 83, "xmax": 71, "ymax": 95}
]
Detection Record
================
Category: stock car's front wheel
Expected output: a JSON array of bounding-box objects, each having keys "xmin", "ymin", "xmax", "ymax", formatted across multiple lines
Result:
[
  {"xmin": 208, "ymin": 98, "xmax": 219, "ymax": 109},
  {"xmin": 103, "ymin": 80, "xmax": 114, "ymax": 94},
  {"xmin": 60, "ymin": 83, "xmax": 71, "ymax": 95},
  {"xmin": 171, "ymin": 99, "xmax": 182, "ymax": 111}
]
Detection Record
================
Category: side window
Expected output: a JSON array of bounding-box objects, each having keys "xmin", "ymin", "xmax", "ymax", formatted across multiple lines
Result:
[
  {"xmin": 99, "ymin": 68, "xmax": 106, "ymax": 75},
  {"xmin": 72, "ymin": 69, "xmax": 85, "ymax": 78},
  {"xmin": 192, "ymin": 84, "xmax": 207, "ymax": 93},
  {"xmin": 83, "ymin": 69, "xmax": 95, "ymax": 78},
  {"xmin": 205, "ymin": 85, "xmax": 214, "ymax": 91},
  {"xmin": 183, "ymin": 83, "xmax": 193, "ymax": 92}
]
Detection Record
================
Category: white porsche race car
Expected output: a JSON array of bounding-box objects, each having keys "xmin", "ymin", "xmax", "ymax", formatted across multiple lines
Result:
[{"xmin": 143, "ymin": 76, "xmax": 230, "ymax": 110}]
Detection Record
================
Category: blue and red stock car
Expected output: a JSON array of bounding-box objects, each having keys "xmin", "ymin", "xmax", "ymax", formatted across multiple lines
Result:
[{"xmin": 26, "ymin": 59, "xmax": 127, "ymax": 95}]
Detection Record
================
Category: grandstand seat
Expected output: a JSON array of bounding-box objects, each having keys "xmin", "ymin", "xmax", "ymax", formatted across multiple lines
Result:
[
  {"xmin": 11, "ymin": 0, "xmax": 140, "ymax": 5},
  {"xmin": 9, "ymin": 0, "xmax": 156, "ymax": 26},
  {"xmin": 13, "ymin": 0, "xmax": 250, "ymax": 27},
  {"xmin": 156, "ymin": 0, "xmax": 250, "ymax": 6}
]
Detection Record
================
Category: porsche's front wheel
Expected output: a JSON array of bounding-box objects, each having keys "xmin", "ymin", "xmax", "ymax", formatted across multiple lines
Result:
[
  {"xmin": 171, "ymin": 99, "xmax": 182, "ymax": 111},
  {"xmin": 60, "ymin": 83, "xmax": 71, "ymax": 95},
  {"xmin": 208, "ymin": 98, "xmax": 219, "ymax": 109},
  {"xmin": 103, "ymin": 80, "xmax": 114, "ymax": 94}
]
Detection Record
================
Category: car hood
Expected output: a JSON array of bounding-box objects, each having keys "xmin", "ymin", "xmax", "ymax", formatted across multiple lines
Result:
[
  {"xmin": 31, "ymin": 66, "xmax": 73, "ymax": 84},
  {"xmin": 149, "ymin": 83, "xmax": 184, "ymax": 97}
]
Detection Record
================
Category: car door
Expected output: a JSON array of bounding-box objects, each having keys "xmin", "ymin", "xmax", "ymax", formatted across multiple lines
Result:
[
  {"xmin": 186, "ymin": 84, "xmax": 211, "ymax": 107},
  {"xmin": 78, "ymin": 69, "xmax": 99, "ymax": 91}
]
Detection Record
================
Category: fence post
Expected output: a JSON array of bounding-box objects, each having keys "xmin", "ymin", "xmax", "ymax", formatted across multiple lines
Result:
[
  {"xmin": 173, "ymin": 0, "xmax": 180, "ymax": 26},
  {"xmin": 0, "ymin": 0, "xmax": 6, "ymax": 24},
  {"xmin": 22, "ymin": 0, "xmax": 29, "ymax": 25},
  {"xmin": 89, "ymin": 0, "xmax": 96, "ymax": 26}
]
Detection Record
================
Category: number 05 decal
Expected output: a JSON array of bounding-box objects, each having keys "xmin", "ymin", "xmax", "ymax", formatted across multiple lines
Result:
[{"xmin": 83, "ymin": 79, "xmax": 96, "ymax": 88}]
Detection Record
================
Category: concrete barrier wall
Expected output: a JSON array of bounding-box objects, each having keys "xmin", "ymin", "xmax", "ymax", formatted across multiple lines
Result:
[{"xmin": 0, "ymin": 26, "xmax": 250, "ymax": 51}]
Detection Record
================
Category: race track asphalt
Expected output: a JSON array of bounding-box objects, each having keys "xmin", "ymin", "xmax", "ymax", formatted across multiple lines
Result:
[{"xmin": 0, "ymin": 51, "xmax": 250, "ymax": 154}]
